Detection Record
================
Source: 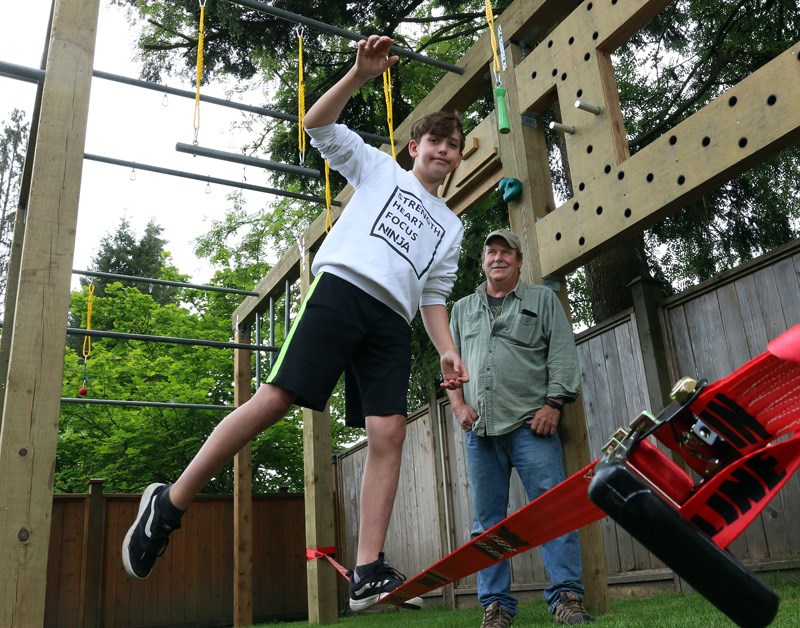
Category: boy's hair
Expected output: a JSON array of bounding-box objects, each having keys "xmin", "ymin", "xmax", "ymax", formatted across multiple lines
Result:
[{"xmin": 410, "ymin": 111, "xmax": 465, "ymax": 152}]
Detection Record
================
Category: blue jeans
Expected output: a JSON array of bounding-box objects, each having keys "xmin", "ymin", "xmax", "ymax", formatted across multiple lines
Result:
[{"xmin": 466, "ymin": 426, "xmax": 584, "ymax": 616}]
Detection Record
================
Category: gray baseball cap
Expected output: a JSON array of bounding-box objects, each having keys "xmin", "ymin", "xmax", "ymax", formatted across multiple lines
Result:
[{"xmin": 484, "ymin": 228, "xmax": 521, "ymax": 250}]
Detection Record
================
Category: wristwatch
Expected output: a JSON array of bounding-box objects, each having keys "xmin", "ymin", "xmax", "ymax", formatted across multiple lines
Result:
[{"xmin": 543, "ymin": 398, "xmax": 564, "ymax": 411}]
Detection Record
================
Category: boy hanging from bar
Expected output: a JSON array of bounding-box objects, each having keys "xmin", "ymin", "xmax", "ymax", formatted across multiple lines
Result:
[{"xmin": 122, "ymin": 34, "xmax": 469, "ymax": 612}]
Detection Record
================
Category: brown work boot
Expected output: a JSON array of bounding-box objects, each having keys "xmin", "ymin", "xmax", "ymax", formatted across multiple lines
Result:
[
  {"xmin": 554, "ymin": 592, "xmax": 593, "ymax": 624},
  {"xmin": 481, "ymin": 601, "xmax": 513, "ymax": 627}
]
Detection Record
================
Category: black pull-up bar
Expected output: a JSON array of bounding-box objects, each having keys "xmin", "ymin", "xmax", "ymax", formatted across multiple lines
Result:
[
  {"xmin": 84, "ymin": 152, "xmax": 339, "ymax": 205},
  {"xmin": 176, "ymin": 142, "xmax": 322, "ymax": 179},
  {"xmin": 229, "ymin": 0, "xmax": 464, "ymax": 75}
]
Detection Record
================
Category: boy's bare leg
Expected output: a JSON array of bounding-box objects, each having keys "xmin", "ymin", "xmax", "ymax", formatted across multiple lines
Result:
[
  {"xmin": 169, "ymin": 383, "xmax": 296, "ymax": 509},
  {"xmin": 356, "ymin": 414, "xmax": 407, "ymax": 565}
]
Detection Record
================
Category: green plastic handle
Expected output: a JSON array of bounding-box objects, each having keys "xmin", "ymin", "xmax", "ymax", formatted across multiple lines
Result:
[{"xmin": 494, "ymin": 86, "xmax": 511, "ymax": 134}]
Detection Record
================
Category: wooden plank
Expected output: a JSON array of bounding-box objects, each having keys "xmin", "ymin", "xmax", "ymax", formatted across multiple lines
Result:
[
  {"xmin": 196, "ymin": 503, "xmax": 214, "ymax": 621},
  {"xmin": 773, "ymin": 254, "xmax": 800, "ymax": 328},
  {"xmin": 753, "ymin": 265, "xmax": 789, "ymax": 341},
  {"xmin": 531, "ymin": 45, "xmax": 800, "ymax": 276},
  {"xmin": 0, "ymin": 1, "xmax": 101, "ymax": 623},
  {"xmin": 300, "ymin": 253, "xmax": 338, "ymax": 625},
  {"xmin": 233, "ymin": 326, "xmax": 254, "ymax": 627},
  {"xmin": 80, "ymin": 479, "xmax": 105, "ymax": 628},
  {"xmin": 734, "ymin": 274, "xmax": 770, "ymax": 357},
  {"xmin": 45, "ymin": 500, "xmax": 65, "ymax": 627}
]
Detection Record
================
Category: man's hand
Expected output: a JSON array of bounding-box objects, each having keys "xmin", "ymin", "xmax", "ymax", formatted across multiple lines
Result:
[
  {"xmin": 452, "ymin": 403, "xmax": 478, "ymax": 432},
  {"xmin": 440, "ymin": 350, "xmax": 470, "ymax": 390},
  {"xmin": 354, "ymin": 35, "xmax": 399, "ymax": 83},
  {"xmin": 526, "ymin": 405, "xmax": 561, "ymax": 436}
]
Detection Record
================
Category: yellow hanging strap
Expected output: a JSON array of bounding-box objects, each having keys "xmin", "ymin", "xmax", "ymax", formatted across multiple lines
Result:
[
  {"xmin": 324, "ymin": 160, "xmax": 333, "ymax": 232},
  {"xmin": 82, "ymin": 284, "xmax": 95, "ymax": 359},
  {"xmin": 296, "ymin": 26, "xmax": 307, "ymax": 164},
  {"xmin": 485, "ymin": 0, "xmax": 510, "ymax": 134},
  {"xmin": 485, "ymin": 0, "xmax": 501, "ymax": 78},
  {"xmin": 193, "ymin": 0, "xmax": 207, "ymax": 144},
  {"xmin": 383, "ymin": 66, "xmax": 396, "ymax": 160},
  {"xmin": 79, "ymin": 284, "xmax": 95, "ymax": 395}
]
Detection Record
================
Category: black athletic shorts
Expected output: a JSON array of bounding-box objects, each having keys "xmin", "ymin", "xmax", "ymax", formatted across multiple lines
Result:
[{"xmin": 266, "ymin": 272, "xmax": 412, "ymax": 427}]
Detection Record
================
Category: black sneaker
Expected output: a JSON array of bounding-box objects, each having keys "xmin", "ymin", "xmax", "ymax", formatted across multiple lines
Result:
[
  {"xmin": 348, "ymin": 553, "xmax": 423, "ymax": 611},
  {"xmin": 122, "ymin": 483, "xmax": 182, "ymax": 579}
]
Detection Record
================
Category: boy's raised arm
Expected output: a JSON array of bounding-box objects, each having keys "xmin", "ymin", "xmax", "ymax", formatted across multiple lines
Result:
[{"xmin": 304, "ymin": 35, "xmax": 399, "ymax": 129}]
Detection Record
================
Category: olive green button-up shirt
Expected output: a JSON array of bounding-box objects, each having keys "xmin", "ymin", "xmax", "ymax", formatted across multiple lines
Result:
[{"xmin": 450, "ymin": 280, "xmax": 580, "ymax": 436}]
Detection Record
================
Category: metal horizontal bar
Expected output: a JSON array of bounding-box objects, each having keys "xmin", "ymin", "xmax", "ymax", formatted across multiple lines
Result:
[
  {"xmin": 62, "ymin": 397, "xmax": 234, "ymax": 411},
  {"xmin": 84, "ymin": 152, "xmax": 339, "ymax": 205},
  {"xmin": 176, "ymin": 142, "xmax": 322, "ymax": 179},
  {"xmin": 1, "ymin": 59, "xmax": 392, "ymax": 146},
  {"xmin": 93, "ymin": 69, "xmax": 391, "ymax": 145},
  {"xmin": 67, "ymin": 327, "xmax": 277, "ymax": 352},
  {"xmin": 229, "ymin": 0, "xmax": 464, "ymax": 75},
  {"xmin": 0, "ymin": 59, "xmax": 45, "ymax": 83},
  {"xmin": 74, "ymin": 269, "xmax": 259, "ymax": 296}
]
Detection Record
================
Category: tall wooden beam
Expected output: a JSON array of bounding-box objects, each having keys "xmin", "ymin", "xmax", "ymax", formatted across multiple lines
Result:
[
  {"xmin": 500, "ymin": 41, "xmax": 609, "ymax": 614},
  {"xmin": 0, "ymin": 0, "xmax": 101, "ymax": 624},
  {"xmin": 299, "ymin": 252, "xmax": 338, "ymax": 624},
  {"xmin": 233, "ymin": 326, "xmax": 254, "ymax": 627}
]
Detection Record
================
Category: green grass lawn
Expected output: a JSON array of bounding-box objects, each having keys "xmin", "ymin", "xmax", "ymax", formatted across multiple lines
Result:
[{"xmin": 255, "ymin": 574, "xmax": 800, "ymax": 626}]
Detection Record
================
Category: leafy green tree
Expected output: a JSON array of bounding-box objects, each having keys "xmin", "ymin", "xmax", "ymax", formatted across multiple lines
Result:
[
  {"xmin": 0, "ymin": 109, "xmax": 29, "ymax": 302},
  {"xmin": 60, "ymin": 283, "xmax": 235, "ymax": 492}
]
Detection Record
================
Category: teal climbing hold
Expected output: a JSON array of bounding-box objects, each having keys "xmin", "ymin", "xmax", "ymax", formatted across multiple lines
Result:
[{"xmin": 498, "ymin": 177, "xmax": 523, "ymax": 201}]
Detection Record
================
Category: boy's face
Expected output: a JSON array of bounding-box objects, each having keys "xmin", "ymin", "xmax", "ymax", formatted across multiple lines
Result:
[{"xmin": 409, "ymin": 130, "xmax": 463, "ymax": 185}]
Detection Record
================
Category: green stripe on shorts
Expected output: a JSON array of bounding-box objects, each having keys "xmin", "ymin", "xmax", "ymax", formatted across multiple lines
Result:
[{"xmin": 266, "ymin": 271, "xmax": 324, "ymax": 384}]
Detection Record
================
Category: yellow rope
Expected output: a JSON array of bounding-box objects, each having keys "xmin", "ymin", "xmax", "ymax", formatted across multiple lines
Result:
[
  {"xmin": 193, "ymin": 0, "xmax": 207, "ymax": 143},
  {"xmin": 324, "ymin": 160, "xmax": 333, "ymax": 232},
  {"xmin": 82, "ymin": 284, "xmax": 95, "ymax": 359},
  {"xmin": 383, "ymin": 67, "xmax": 396, "ymax": 160},
  {"xmin": 485, "ymin": 0, "xmax": 501, "ymax": 78},
  {"xmin": 297, "ymin": 28, "xmax": 307, "ymax": 163}
]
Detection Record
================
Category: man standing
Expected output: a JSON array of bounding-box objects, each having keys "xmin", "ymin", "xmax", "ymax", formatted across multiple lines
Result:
[{"xmin": 447, "ymin": 229, "xmax": 593, "ymax": 626}]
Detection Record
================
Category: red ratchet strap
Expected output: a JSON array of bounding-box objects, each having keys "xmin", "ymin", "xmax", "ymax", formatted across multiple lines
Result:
[
  {"xmin": 306, "ymin": 546, "xmax": 350, "ymax": 579},
  {"xmin": 383, "ymin": 325, "xmax": 800, "ymax": 607},
  {"xmin": 381, "ymin": 460, "xmax": 605, "ymax": 606}
]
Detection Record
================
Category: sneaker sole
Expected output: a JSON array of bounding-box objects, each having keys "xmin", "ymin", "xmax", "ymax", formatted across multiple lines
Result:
[
  {"xmin": 349, "ymin": 593, "xmax": 423, "ymax": 612},
  {"xmin": 121, "ymin": 482, "xmax": 165, "ymax": 579}
]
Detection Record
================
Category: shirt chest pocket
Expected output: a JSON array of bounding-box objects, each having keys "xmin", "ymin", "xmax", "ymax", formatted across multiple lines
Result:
[
  {"xmin": 507, "ymin": 309, "xmax": 541, "ymax": 346},
  {"xmin": 463, "ymin": 311, "xmax": 484, "ymax": 339}
]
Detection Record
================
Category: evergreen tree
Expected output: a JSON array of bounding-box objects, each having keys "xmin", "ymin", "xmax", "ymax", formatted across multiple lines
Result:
[
  {"xmin": 0, "ymin": 109, "xmax": 29, "ymax": 303},
  {"xmin": 81, "ymin": 217, "xmax": 186, "ymax": 305}
]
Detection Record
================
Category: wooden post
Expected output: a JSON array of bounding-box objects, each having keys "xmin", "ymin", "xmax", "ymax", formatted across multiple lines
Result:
[
  {"xmin": 0, "ymin": 0, "xmax": 100, "ymax": 624},
  {"xmin": 233, "ymin": 326, "xmax": 254, "ymax": 627},
  {"xmin": 500, "ymin": 41, "xmax": 610, "ymax": 615},
  {"xmin": 629, "ymin": 276, "xmax": 692, "ymax": 595},
  {"xmin": 629, "ymin": 277, "xmax": 672, "ymax": 409},
  {"xmin": 80, "ymin": 478, "xmax": 106, "ymax": 628},
  {"xmin": 429, "ymin": 390, "xmax": 456, "ymax": 609},
  {"xmin": 299, "ymin": 251, "xmax": 338, "ymax": 624}
]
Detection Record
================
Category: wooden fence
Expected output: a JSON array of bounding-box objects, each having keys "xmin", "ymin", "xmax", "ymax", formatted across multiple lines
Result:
[
  {"xmin": 46, "ymin": 481, "xmax": 308, "ymax": 628},
  {"xmin": 336, "ymin": 237, "xmax": 800, "ymax": 607}
]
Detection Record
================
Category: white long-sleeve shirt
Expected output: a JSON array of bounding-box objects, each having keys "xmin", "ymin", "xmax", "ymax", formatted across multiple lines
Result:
[{"xmin": 306, "ymin": 123, "xmax": 463, "ymax": 324}]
